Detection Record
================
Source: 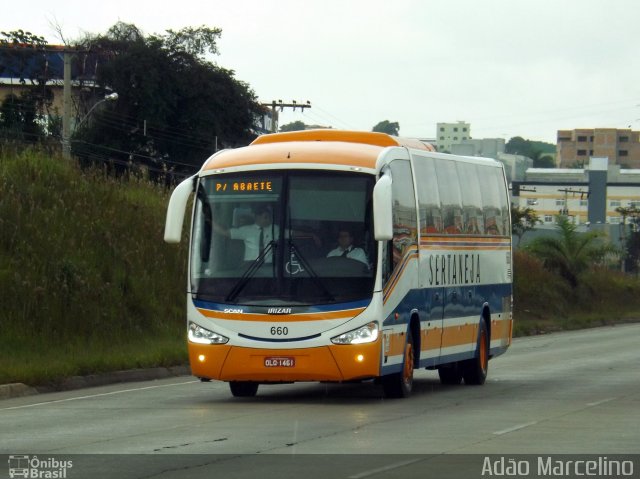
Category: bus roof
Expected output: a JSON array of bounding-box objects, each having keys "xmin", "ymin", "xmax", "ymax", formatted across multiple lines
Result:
[
  {"xmin": 201, "ymin": 130, "xmax": 435, "ymax": 171},
  {"xmin": 251, "ymin": 129, "xmax": 435, "ymax": 151},
  {"xmin": 202, "ymin": 139, "xmax": 384, "ymax": 171}
]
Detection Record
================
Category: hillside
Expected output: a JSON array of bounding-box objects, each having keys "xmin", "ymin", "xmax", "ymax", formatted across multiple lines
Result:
[{"xmin": 0, "ymin": 148, "xmax": 189, "ymax": 385}]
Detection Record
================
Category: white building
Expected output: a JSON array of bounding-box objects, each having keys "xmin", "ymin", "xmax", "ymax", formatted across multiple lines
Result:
[{"xmin": 436, "ymin": 121, "xmax": 470, "ymax": 152}]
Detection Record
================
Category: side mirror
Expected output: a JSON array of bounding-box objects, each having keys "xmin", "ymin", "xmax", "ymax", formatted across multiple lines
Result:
[
  {"xmin": 164, "ymin": 175, "xmax": 196, "ymax": 243},
  {"xmin": 373, "ymin": 174, "xmax": 393, "ymax": 241}
]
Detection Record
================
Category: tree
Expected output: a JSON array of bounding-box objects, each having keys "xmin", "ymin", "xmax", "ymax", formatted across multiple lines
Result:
[
  {"xmin": 279, "ymin": 121, "xmax": 307, "ymax": 132},
  {"xmin": 70, "ymin": 22, "xmax": 262, "ymax": 179},
  {"xmin": 526, "ymin": 216, "xmax": 617, "ymax": 287},
  {"xmin": 372, "ymin": 120, "xmax": 399, "ymax": 136},
  {"xmin": 534, "ymin": 154, "xmax": 556, "ymax": 168},
  {"xmin": 0, "ymin": 93, "xmax": 43, "ymax": 142},
  {"xmin": 506, "ymin": 136, "xmax": 555, "ymax": 166},
  {"xmin": 511, "ymin": 205, "xmax": 541, "ymax": 245}
]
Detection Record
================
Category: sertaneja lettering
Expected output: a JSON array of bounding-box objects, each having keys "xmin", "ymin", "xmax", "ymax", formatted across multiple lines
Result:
[{"xmin": 428, "ymin": 253, "xmax": 481, "ymax": 286}]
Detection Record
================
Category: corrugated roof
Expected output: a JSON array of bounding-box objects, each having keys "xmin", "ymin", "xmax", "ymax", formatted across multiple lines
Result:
[{"xmin": 0, "ymin": 44, "xmax": 99, "ymax": 81}]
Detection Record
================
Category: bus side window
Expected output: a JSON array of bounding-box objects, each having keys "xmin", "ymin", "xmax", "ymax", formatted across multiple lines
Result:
[
  {"xmin": 457, "ymin": 162, "xmax": 484, "ymax": 235},
  {"xmin": 436, "ymin": 159, "xmax": 463, "ymax": 235},
  {"xmin": 414, "ymin": 156, "xmax": 441, "ymax": 235},
  {"xmin": 389, "ymin": 160, "xmax": 417, "ymax": 274},
  {"xmin": 479, "ymin": 167, "xmax": 504, "ymax": 236}
]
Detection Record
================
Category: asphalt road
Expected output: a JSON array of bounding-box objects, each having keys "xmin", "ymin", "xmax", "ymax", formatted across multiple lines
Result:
[{"xmin": 1, "ymin": 324, "xmax": 639, "ymax": 478}]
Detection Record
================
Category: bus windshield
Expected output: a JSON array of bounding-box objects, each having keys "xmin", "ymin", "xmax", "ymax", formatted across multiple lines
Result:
[{"xmin": 191, "ymin": 170, "xmax": 376, "ymax": 305}]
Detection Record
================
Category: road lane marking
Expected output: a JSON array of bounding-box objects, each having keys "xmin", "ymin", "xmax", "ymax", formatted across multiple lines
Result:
[
  {"xmin": 0, "ymin": 380, "xmax": 199, "ymax": 411},
  {"xmin": 348, "ymin": 458, "xmax": 423, "ymax": 479},
  {"xmin": 586, "ymin": 397, "xmax": 616, "ymax": 407},
  {"xmin": 493, "ymin": 421, "xmax": 538, "ymax": 436}
]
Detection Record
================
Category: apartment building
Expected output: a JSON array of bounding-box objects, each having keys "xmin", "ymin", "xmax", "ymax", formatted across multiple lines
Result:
[
  {"xmin": 556, "ymin": 128, "xmax": 640, "ymax": 168},
  {"xmin": 436, "ymin": 121, "xmax": 470, "ymax": 152}
]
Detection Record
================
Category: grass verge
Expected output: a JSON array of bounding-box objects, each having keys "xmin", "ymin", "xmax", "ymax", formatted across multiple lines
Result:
[{"xmin": 0, "ymin": 147, "xmax": 188, "ymax": 386}]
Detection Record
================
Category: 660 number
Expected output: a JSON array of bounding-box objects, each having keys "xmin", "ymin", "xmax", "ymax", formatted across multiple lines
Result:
[{"xmin": 270, "ymin": 326, "xmax": 289, "ymax": 336}]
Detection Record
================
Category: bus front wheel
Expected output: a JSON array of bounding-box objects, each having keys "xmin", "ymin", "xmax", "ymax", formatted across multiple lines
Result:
[
  {"xmin": 382, "ymin": 329, "xmax": 414, "ymax": 399},
  {"xmin": 229, "ymin": 381, "xmax": 259, "ymax": 397}
]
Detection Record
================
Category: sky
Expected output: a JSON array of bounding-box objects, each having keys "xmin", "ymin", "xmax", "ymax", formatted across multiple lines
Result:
[{"xmin": 3, "ymin": 0, "xmax": 640, "ymax": 144}]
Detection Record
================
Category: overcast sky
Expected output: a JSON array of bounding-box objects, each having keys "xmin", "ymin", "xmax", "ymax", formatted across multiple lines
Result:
[{"xmin": 3, "ymin": 0, "xmax": 639, "ymax": 143}]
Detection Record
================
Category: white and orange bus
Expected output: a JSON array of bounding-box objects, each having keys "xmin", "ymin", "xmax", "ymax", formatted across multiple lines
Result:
[{"xmin": 164, "ymin": 130, "xmax": 512, "ymax": 398}]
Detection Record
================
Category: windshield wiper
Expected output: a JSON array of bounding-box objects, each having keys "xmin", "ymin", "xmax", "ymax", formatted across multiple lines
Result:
[
  {"xmin": 225, "ymin": 241, "xmax": 276, "ymax": 302},
  {"xmin": 287, "ymin": 240, "xmax": 335, "ymax": 301}
]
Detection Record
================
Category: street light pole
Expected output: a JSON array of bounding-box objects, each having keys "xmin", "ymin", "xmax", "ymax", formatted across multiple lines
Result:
[
  {"xmin": 63, "ymin": 92, "xmax": 118, "ymax": 158},
  {"xmin": 74, "ymin": 93, "xmax": 118, "ymax": 131}
]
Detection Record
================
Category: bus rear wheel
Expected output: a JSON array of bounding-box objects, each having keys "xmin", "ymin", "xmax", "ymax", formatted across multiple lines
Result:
[
  {"xmin": 229, "ymin": 381, "xmax": 259, "ymax": 397},
  {"xmin": 382, "ymin": 330, "xmax": 414, "ymax": 399},
  {"xmin": 461, "ymin": 318, "xmax": 489, "ymax": 385}
]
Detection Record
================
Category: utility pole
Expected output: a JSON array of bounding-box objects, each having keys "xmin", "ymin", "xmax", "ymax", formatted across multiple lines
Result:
[
  {"xmin": 62, "ymin": 50, "xmax": 73, "ymax": 159},
  {"xmin": 261, "ymin": 100, "xmax": 311, "ymax": 133},
  {"xmin": 558, "ymin": 187, "xmax": 589, "ymax": 218}
]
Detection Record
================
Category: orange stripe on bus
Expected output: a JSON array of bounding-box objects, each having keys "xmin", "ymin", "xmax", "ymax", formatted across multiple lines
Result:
[
  {"xmin": 420, "ymin": 236, "xmax": 510, "ymax": 244},
  {"xmin": 383, "ymin": 249, "xmax": 419, "ymax": 302},
  {"xmin": 196, "ymin": 307, "xmax": 366, "ymax": 322}
]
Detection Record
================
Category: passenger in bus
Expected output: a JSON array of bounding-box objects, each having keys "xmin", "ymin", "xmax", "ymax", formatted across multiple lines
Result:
[
  {"xmin": 326, "ymin": 230, "xmax": 368, "ymax": 265},
  {"xmin": 212, "ymin": 206, "xmax": 278, "ymax": 262},
  {"xmin": 213, "ymin": 206, "xmax": 320, "ymax": 262}
]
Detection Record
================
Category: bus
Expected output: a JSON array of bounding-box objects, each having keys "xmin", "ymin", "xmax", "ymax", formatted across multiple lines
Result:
[{"xmin": 164, "ymin": 129, "xmax": 513, "ymax": 398}]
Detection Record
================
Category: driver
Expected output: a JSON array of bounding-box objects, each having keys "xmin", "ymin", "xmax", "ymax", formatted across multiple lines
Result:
[{"xmin": 326, "ymin": 230, "xmax": 368, "ymax": 265}]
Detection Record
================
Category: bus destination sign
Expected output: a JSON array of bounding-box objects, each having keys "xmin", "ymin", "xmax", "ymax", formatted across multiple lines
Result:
[{"xmin": 214, "ymin": 180, "xmax": 273, "ymax": 193}]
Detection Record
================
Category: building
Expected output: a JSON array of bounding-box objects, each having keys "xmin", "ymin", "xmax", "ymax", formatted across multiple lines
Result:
[
  {"xmin": 513, "ymin": 158, "xmax": 640, "ymax": 226},
  {"xmin": 496, "ymin": 152, "xmax": 534, "ymax": 183},
  {"xmin": 0, "ymin": 44, "xmax": 101, "ymax": 122},
  {"xmin": 556, "ymin": 128, "xmax": 640, "ymax": 169},
  {"xmin": 451, "ymin": 137, "xmax": 505, "ymax": 158},
  {"xmin": 436, "ymin": 121, "xmax": 470, "ymax": 152}
]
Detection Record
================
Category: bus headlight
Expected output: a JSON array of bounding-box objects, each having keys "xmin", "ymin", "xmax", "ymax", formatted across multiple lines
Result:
[
  {"xmin": 188, "ymin": 322, "xmax": 229, "ymax": 344},
  {"xmin": 331, "ymin": 322, "xmax": 379, "ymax": 345}
]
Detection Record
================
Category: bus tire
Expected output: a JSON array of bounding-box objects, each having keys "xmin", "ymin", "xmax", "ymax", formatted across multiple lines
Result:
[
  {"xmin": 438, "ymin": 363, "xmax": 463, "ymax": 385},
  {"xmin": 229, "ymin": 381, "xmax": 259, "ymax": 397},
  {"xmin": 382, "ymin": 329, "xmax": 414, "ymax": 399},
  {"xmin": 461, "ymin": 318, "xmax": 489, "ymax": 385}
]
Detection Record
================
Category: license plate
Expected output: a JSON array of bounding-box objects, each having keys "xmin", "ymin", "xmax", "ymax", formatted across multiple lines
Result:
[{"xmin": 264, "ymin": 357, "xmax": 295, "ymax": 367}]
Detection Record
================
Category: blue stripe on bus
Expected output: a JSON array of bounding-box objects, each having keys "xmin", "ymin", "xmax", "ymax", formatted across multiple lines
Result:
[{"xmin": 382, "ymin": 282, "xmax": 512, "ymax": 327}]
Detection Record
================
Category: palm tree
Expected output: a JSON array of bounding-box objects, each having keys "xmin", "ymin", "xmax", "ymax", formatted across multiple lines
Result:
[
  {"xmin": 511, "ymin": 205, "xmax": 541, "ymax": 246},
  {"xmin": 526, "ymin": 216, "xmax": 617, "ymax": 288},
  {"xmin": 615, "ymin": 205, "xmax": 640, "ymax": 273}
]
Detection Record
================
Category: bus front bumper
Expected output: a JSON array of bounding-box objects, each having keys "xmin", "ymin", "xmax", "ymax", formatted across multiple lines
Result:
[{"xmin": 188, "ymin": 340, "xmax": 381, "ymax": 382}]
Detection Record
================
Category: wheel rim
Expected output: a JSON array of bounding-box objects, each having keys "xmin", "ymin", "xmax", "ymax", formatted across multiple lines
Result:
[
  {"xmin": 402, "ymin": 341, "xmax": 414, "ymax": 387},
  {"xmin": 479, "ymin": 328, "xmax": 488, "ymax": 373}
]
